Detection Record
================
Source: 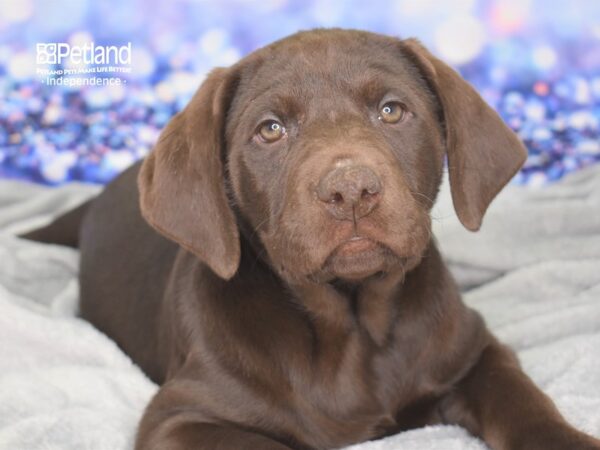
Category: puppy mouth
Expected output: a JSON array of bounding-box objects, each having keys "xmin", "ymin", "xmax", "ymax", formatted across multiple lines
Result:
[
  {"xmin": 321, "ymin": 236, "xmax": 402, "ymax": 281},
  {"xmin": 335, "ymin": 236, "xmax": 378, "ymax": 256}
]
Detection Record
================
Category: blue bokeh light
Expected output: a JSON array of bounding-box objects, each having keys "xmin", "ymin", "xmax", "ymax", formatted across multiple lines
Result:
[{"xmin": 0, "ymin": 0, "xmax": 599, "ymax": 185}]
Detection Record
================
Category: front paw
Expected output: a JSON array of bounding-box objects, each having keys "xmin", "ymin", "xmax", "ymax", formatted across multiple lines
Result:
[{"xmin": 510, "ymin": 425, "xmax": 600, "ymax": 450}]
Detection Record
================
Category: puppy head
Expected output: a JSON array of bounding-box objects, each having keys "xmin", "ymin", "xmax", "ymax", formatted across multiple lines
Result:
[{"xmin": 139, "ymin": 29, "xmax": 526, "ymax": 282}]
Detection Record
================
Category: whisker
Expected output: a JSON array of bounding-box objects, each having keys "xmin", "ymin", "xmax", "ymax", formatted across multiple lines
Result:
[{"xmin": 408, "ymin": 189, "xmax": 436, "ymax": 208}]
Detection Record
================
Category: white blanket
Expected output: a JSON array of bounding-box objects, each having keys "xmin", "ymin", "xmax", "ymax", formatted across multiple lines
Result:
[{"xmin": 1, "ymin": 167, "xmax": 599, "ymax": 450}]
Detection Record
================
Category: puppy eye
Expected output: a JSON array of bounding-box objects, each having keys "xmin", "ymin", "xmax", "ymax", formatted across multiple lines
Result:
[
  {"xmin": 257, "ymin": 120, "xmax": 286, "ymax": 143},
  {"xmin": 378, "ymin": 101, "xmax": 406, "ymax": 124}
]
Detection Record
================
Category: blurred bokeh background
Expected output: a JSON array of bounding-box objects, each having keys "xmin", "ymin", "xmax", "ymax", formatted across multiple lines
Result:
[{"xmin": 1, "ymin": 0, "xmax": 599, "ymax": 186}]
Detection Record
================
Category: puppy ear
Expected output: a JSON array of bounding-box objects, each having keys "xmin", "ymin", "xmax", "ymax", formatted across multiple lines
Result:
[
  {"xmin": 401, "ymin": 39, "xmax": 527, "ymax": 231},
  {"xmin": 138, "ymin": 68, "xmax": 240, "ymax": 279}
]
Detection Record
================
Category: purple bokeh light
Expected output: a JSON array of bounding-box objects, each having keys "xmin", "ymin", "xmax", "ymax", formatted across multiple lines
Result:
[{"xmin": 0, "ymin": 0, "xmax": 599, "ymax": 185}]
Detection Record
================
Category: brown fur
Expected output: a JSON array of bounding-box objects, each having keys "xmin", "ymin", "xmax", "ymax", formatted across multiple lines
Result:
[{"xmin": 29, "ymin": 29, "xmax": 600, "ymax": 450}]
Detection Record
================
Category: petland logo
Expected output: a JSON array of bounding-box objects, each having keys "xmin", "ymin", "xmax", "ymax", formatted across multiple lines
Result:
[
  {"xmin": 36, "ymin": 42, "xmax": 131, "ymax": 65},
  {"xmin": 36, "ymin": 41, "xmax": 132, "ymax": 87}
]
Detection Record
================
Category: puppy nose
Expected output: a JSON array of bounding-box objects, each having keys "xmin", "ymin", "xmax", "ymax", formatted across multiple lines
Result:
[{"xmin": 317, "ymin": 165, "xmax": 382, "ymax": 221}]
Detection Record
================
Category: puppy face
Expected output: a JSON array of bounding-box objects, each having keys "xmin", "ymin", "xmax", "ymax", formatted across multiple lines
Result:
[
  {"xmin": 226, "ymin": 32, "xmax": 444, "ymax": 282},
  {"xmin": 138, "ymin": 29, "xmax": 526, "ymax": 282}
]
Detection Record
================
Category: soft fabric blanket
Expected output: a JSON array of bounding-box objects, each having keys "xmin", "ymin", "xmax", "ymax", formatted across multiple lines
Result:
[{"xmin": 1, "ymin": 166, "xmax": 599, "ymax": 450}]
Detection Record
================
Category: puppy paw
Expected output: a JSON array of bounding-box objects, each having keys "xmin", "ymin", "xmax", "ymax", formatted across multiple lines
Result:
[{"xmin": 511, "ymin": 427, "xmax": 600, "ymax": 450}]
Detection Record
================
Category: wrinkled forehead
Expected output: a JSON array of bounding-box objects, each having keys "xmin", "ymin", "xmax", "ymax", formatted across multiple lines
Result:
[{"xmin": 228, "ymin": 32, "xmax": 433, "ymax": 122}]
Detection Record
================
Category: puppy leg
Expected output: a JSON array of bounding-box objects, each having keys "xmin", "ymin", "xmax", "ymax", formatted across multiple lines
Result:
[
  {"xmin": 135, "ymin": 384, "xmax": 294, "ymax": 450},
  {"xmin": 137, "ymin": 422, "xmax": 293, "ymax": 450},
  {"xmin": 440, "ymin": 341, "xmax": 600, "ymax": 450}
]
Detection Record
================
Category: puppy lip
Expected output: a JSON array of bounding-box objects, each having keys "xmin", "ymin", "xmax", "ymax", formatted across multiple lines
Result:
[
  {"xmin": 335, "ymin": 236, "xmax": 377, "ymax": 256},
  {"xmin": 306, "ymin": 236, "xmax": 408, "ymax": 282}
]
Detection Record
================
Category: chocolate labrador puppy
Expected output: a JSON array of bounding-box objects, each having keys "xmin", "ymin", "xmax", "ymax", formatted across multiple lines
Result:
[{"xmin": 25, "ymin": 29, "xmax": 600, "ymax": 450}]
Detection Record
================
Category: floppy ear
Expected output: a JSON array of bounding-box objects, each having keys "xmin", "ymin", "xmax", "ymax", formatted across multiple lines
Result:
[
  {"xmin": 401, "ymin": 39, "xmax": 527, "ymax": 231},
  {"xmin": 138, "ymin": 68, "xmax": 240, "ymax": 279}
]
